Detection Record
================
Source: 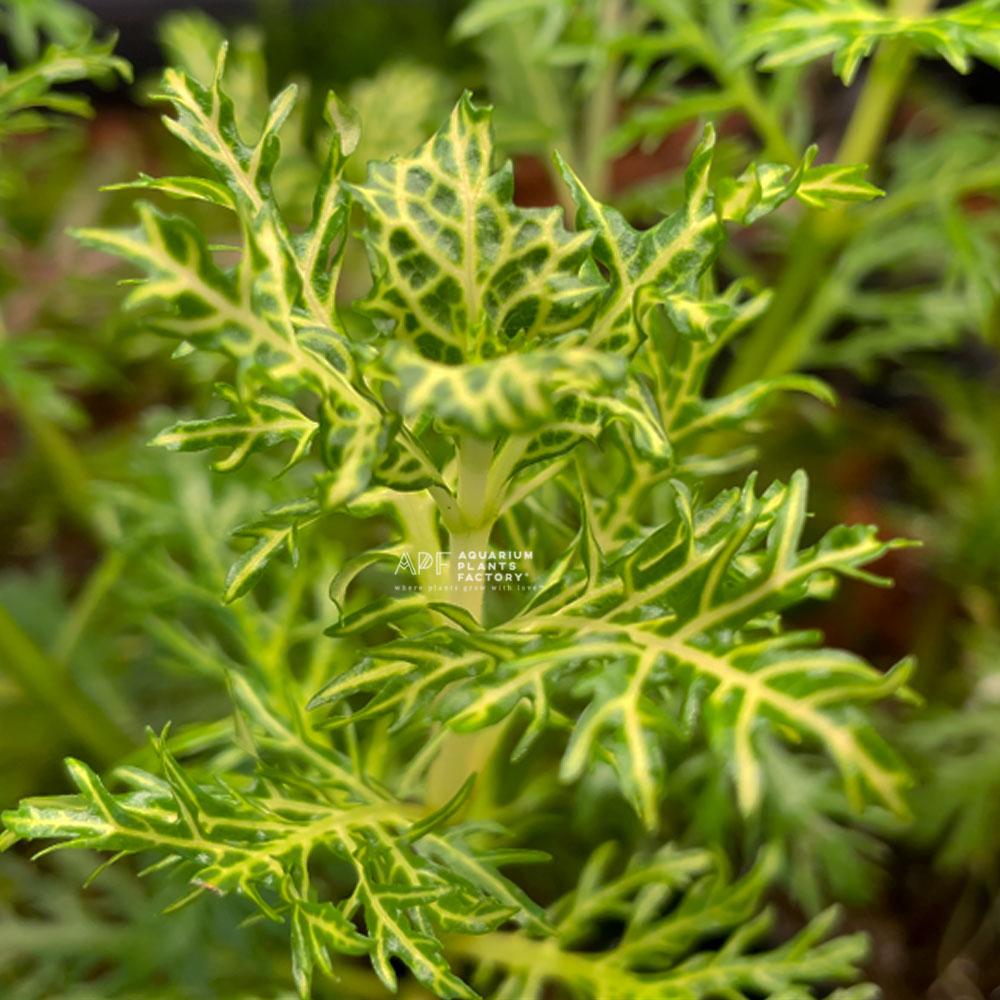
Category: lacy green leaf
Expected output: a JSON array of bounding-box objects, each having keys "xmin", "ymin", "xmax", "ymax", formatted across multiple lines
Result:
[
  {"xmin": 224, "ymin": 497, "xmax": 322, "ymax": 603},
  {"xmin": 451, "ymin": 847, "xmax": 877, "ymax": 999},
  {"xmin": 70, "ymin": 50, "xmax": 402, "ymax": 594},
  {"xmin": 1, "ymin": 721, "xmax": 540, "ymax": 999},
  {"xmin": 314, "ymin": 472, "xmax": 913, "ymax": 829}
]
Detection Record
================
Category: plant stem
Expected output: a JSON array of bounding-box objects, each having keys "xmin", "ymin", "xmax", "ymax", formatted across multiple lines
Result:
[
  {"xmin": 730, "ymin": 66, "xmax": 797, "ymax": 164},
  {"xmin": 0, "ymin": 603, "xmax": 132, "ymax": 765},
  {"xmin": 579, "ymin": 0, "xmax": 624, "ymax": 201},
  {"xmin": 395, "ymin": 490, "xmax": 443, "ymax": 592},
  {"xmin": 722, "ymin": 0, "xmax": 936, "ymax": 388},
  {"xmin": 53, "ymin": 549, "xmax": 127, "ymax": 664},
  {"xmin": 0, "ymin": 316, "xmax": 92, "ymax": 531},
  {"xmin": 448, "ymin": 434, "xmax": 496, "ymax": 621},
  {"xmin": 835, "ymin": 4, "xmax": 930, "ymax": 169},
  {"xmin": 427, "ymin": 435, "xmax": 501, "ymax": 806},
  {"xmin": 449, "ymin": 523, "xmax": 493, "ymax": 619}
]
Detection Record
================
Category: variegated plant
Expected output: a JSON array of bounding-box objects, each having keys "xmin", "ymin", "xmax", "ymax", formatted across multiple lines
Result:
[{"xmin": 3, "ymin": 37, "xmax": 913, "ymax": 1000}]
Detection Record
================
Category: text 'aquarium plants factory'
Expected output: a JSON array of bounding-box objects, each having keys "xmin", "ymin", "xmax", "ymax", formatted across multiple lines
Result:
[{"xmin": 1, "ymin": 0, "xmax": 999, "ymax": 997}]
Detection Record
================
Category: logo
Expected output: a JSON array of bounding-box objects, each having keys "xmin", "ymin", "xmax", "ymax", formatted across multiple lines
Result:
[{"xmin": 393, "ymin": 548, "xmax": 535, "ymax": 594}]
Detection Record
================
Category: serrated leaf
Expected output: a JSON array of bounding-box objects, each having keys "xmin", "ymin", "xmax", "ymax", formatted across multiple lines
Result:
[
  {"xmin": 349, "ymin": 91, "xmax": 603, "ymax": 362},
  {"xmin": 796, "ymin": 163, "xmax": 884, "ymax": 208},
  {"xmin": 718, "ymin": 147, "xmax": 882, "ymax": 224},
  {"xmin": 556, "ymin": 126, "xmax": 721, "ymax": 356},
  {"xmin": 154, "ymin": 47, "xmax": 297, "ymax": 208},
  {"xmin": 104, "ymin": 172, "xmax": 237, "ymax": 209}
]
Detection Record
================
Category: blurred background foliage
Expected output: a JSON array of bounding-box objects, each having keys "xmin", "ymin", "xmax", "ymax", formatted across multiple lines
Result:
[{"xmin": 0, "ymin": 0, "xmax": 999, "ymax": 997}]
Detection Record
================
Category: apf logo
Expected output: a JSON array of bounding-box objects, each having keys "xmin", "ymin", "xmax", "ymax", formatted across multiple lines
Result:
[{"xmin": 393, "ymin": 550, "xmax": 450, "ymax": 578}]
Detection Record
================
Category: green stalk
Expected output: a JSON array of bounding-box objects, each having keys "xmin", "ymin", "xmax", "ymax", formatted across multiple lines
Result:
[
  {"xmin": 53, "ymin": 549, "xmax": 127, "ymax": 664},
  {"xmin": 449, "ymin": 932, "xmax": 594, "ymax": 988},
  {"xmin": 1, "ymin": 389, "xmax": 93, "ymax": 531},
  {"xmin": 578, "ymin": 0, "xmax": 625, "ymax": 201},
  {"xmin": 722, "ymin": 0, "xmax": 936, "ymax": 389},
  {"xmin": 0, "ymin": 603, "xmax": 132, "ymax": 765},
  {"xmin": 0, "ymin": 312, "xmax": 94, "ymax": 533},
  {"xmin": 427, "ymin": 435, "xmax": 501, "ymax": 806},
  {"xmin": 394, "ymin": 490, "xmax": 444, "ymax": 593},
  {"xmin": 730, "ymin": 66, "xmax": 797, "ymax": 165},
  {"xmin": 448, "ymin": 522, "xmax": 493, "ymax": 619},
  {"xmin": 447, "ymin": 434, "xmax": 496, "ymax": 621}
]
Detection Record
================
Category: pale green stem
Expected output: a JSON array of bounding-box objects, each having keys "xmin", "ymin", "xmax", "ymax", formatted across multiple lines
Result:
[
  {"xmin": 395, "ymin": 490, "xmax": 444, "ymax": 592},
  {"xmin": 52, "ymin": 549, "xmax": 128, "ymax": 666},
  {"xmin": 729, "ymin": 66, "xmax": 797, "ymax": 164},
  {"xmin": 426, "ymin": 435, "xmax": 504, "ymax": 805},
  {"xmin": 484, "ymin": 433, "xmax": 531, "ymax": 504},
  {"xmin": 677, "ymin": 12, "xmax": 796, "ymax": 163},
  {"xmin": 446, "ymin": 434, "xmax": 497, "ymax": 621},
  {"xmin": 0, "ymin": 603, "xmax": 132, "ymax": 765},
  {"xmin": 579, "ymin": 0, "xmax": 625, "ymax": 200},
  {"xmin": 455, "ymin": 435, "xmax": 494, "ymax": 531},
  {"xmin": 722, "ymin": 0, "xmax": 936, "ymax": 388},
  {"xmin": 448, "ymin": 523, "xmax": 493, "ymax": 619}
]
